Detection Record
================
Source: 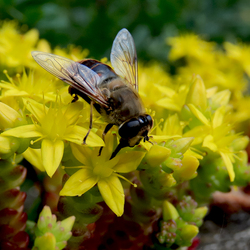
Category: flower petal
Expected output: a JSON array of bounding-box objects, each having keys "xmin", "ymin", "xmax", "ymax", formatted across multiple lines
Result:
[
  {"xmin": 23, "ymin": 147, "xmax": 45, "ymax": 171},
  {"xmin": 41, "ymin": 139, "xmax": 64, "ymax": 177},
  {"xmin": 63, "ymin": 102, "xmax": 83, "ymax": 124},
  {"xmin": 212, "ymin": 106, "xmax": 225, "ymax": 128},
  {"xmin": 203, "ymin": 135, "xmax": 217, "ymax": 152},
  {"xmin": 220, "ymin": 151, "xmax": 235, "ymax": 182},
  {"xmin": 156, "ymin": 97, "xmax": 182, "ymax": 111},
  {"xmin": 60, "ymin": 168, "xmax": 98, "ymax": 196},
  {"xmin": 64, "ymin": 125, "xmax": 104, "ymax": 147},
  {"xmin": 98, "ymin": 175, "xmax": 124, "ymax": 216},
  {"xmin": 70, "ymin": 143, "xmax": 93, "ymax": 166},
  {"xmin": 188, "ymin": 104, "xmax": 210, "ymax": 126},
  {"xmin": 23, "ymin": 98, "xmax": 48, "ymax": 121},
  {"xmin": 1, "ymin": 124, "xmax": 43, "ymax": 138},
  {"xmin": 114, "ymin": 151, "xmax": 146, "ymax": 173}
]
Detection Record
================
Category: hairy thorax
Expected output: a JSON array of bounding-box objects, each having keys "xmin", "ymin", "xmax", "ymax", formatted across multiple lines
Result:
[{"xmin": 101, "ymin": 79, "xmax": 145, "ymax": 125}]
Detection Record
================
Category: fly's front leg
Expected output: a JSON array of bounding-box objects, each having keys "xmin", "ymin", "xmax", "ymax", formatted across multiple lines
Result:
[
  {"xmin": 98, "ymin": 123, "xmax": 113, "ymax": 156},
  {"xmin": 110, "ymin": 139, "xmax": 129, "ymax": 160},
  {"xmin": 83, "ymin": 100, "xmax": 94, "ymax": 144}
]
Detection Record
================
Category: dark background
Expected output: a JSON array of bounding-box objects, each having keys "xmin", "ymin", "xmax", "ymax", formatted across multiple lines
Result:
[{"xmin": 1, "ymin": 0, "xmax": 250, "ymax": 64}]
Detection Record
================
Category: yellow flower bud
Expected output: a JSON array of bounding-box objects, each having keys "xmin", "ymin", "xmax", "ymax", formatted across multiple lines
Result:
[
  {"xmin": 144, "ymin": 145, "xmax": 171, "ymax": 167},
  {"xmin": 231, "ymin": 136, "xmax": 249, "ymax": 151},
  {"xmin": 194, "ymin": 206, "xmax": 208, "ymax": 219},
  {"xmin": 34, "ymin": 232, "xmax": 57, "ymax": 250},
  {"xmin": 186, "ymin": 75, "xmax": 207, "ymax": 112},
  {"xmin": 171, "ymin": 137, "xmax": 194, "ymax": 154},
  {"xmin": 173, "ymin": 155, "xmax": 199, "ymax": 182},
  {"xmin": 0, "ymin": 102, "xmax": 21, "ymax": 130},
  {"xmin": 162, "ymin": 200, "xmax": 179, "ymax": 221},
  {"xmin": 179, "ymin": 224, "xmax": 199, "ymax": 242}
]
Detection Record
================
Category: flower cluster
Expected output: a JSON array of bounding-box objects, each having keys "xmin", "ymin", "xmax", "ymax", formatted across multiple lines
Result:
[{"xmin": 0, "ymin": 21, "xmax": 250, "ymax": 249}]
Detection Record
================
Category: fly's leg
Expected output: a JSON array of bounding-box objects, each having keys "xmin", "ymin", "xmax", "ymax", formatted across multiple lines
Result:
[
  {"xmin": 98, "ymin": 123, "xmax": 113, "ymax": 156},
  {"xmin": 83, "ymin": 100, "xmax": 94, "ymax": 144},
  {"xmin": 110, "ymin": 139, "xmax": 129, "ymax": 160}
]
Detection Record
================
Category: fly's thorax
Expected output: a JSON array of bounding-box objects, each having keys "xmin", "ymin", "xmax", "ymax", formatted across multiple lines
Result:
[{"xmin": 103, "ymin": 79, "xmax": 145, "ymax": 125}]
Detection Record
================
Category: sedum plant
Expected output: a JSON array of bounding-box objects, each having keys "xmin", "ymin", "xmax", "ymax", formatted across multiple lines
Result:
[{"xmin": 0, "ymin": 20, "xmax": 250, "ymax": 249}]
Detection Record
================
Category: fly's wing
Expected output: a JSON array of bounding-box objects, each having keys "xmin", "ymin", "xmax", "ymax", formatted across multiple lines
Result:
[
  {"xmin": 31, "ymin": 51, "xmax": 109, "ymax": 107},
  {"xmin": 110, "ymin": 28, "xmax": 138, "ymax": 91}
]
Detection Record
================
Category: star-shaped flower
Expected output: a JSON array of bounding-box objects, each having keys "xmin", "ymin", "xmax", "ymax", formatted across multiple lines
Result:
[
  {"xmin": 60, "ymin": 133, "xmax": 146, "ymax": 216},
  {"xmin": 2, "ymin": 99, "xmax": 104, "ymax": 177}
]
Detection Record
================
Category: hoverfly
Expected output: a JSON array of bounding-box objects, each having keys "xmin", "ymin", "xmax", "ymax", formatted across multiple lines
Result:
[{"xmin": 32, "ymin": 28, "xmax": 153, "ymax": 159}]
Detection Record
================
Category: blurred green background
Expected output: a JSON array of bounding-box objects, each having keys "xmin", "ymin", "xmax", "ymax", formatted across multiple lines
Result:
[{"xmin": 1, "ymin": 0, "xmax": 250, "ymax": 64}]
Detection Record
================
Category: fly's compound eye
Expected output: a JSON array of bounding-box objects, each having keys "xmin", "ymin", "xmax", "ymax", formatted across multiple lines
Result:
[
  {"xmin": 118, "ymin": 118, "xmax": 140, "ymax": 139},
  {"xmin": 146, "ymin": 114, "xmax": 153, "ymax": 128}
]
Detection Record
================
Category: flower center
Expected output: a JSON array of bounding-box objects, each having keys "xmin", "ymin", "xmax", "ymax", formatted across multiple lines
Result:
[{"xmin": 93, "ymin": 163, "xmax": 113, "ymax": 178}]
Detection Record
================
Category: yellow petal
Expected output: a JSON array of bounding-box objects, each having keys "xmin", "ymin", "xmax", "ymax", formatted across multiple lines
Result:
[
  {"xmin": 184, "ymin": 125, "xmax": 209, "ymax": 145},
  {"xmin": 0, "ymin": 102, "xmax": 21, "ymax": 128},
  {"xmin": 152, "ymin": 135, "xmax": 182, "ymax": 142},
  {"xmin": 64, "ymin": 125, "xmax": 104, "ymax": 147},
  {"xmin": 188, "ymin": 104, "xmax": 210, "ymax": 126},
  {"xmin": 114, "ymin": 151, "xmax": 145, "ymax": 173},
  {"xmin": 211, "ymin": 90, "xmax": 231, "ymax": 107},
  {"xmin": 60, "ymin": 168, "xmax": 98, "ymax": 196},
  {"xmin": 186, "ymin": 75, "xmax": 207, "ymax": 112},
  {"xmin": 41, "ymin": 139, "xmax": 64, "ymax": 177},
  {"xmin": 212, "ymin": 106, "xmax": 225, "ymax": 128},
  {"xmin": 156, "ymin": 97, "xmax": 182, "ymax": 111},
  {"xmin": 63, "ymin": 102, "xmax": 83, "ymax": 124},
  {"xmin": 206, "ymin": 86, "xmax": 218, "ymax": 98},
  {"xmin": 220, "ymin": 151, "xmax": 235, "ymax": 182},
  {"xmin": 98, "ymin": 175, "xmax": 124, "ymax": 216},
  {"xmin": 203, "ymin": 135, "xmax": 218, "ymax": 152},
  {"xmin": 1, "ymin": 124, "xmax": 43, "ymax": 138},
  {"xmin": 70, "ymin": 143, "xmax": 93, "ymax": 166},
  {"xmin": 23, "ymin": 147, "xmax": 45, "ymax": 171},
  {"xmin": 173, "ymin": 155, "xmax": 199, "ymax": 182},
  {"xmin": 144, "ymin": 145, "xmax": 171, "ymax": 168},
  {"xmin": 23, "ymin": 98, "xmax": 48, "ymax": 121}
]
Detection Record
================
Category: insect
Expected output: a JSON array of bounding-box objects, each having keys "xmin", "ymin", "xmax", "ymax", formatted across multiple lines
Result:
[{"xmin": 32, "ymin": 28, "xmax": 153, "ymax": 159}]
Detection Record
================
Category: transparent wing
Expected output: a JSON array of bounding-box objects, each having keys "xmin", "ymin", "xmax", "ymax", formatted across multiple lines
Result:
[
  {"xmin": 110, "ymin": 28, "xmax": 138, "ymax": 91},
  {"xmin": 32, "ymin": 51, "xmax": 109, "ymax": 107}
]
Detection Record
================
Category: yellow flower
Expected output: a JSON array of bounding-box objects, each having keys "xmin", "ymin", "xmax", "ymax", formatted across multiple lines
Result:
[
  {"xmin": 0, "ymin": 70, "xmax": 56, "ymax": 102},
  {"xmin": 138, "ymin": 63, "xmax": 172, "ymax": 111},
  {"xmin": 185, "ymin": 92, "xmax": 238, "ymax": 181},
  {"xmin": 224, "ymin": 42, "xmax": 250, "ymax": 77},
  {"xmin": 1, "ymin": 99, "xmax": 104, "ymax": 177},
  {"xmin": 167, "ymin": 34, "xmax": 215, "ymax": 62},
  {"xmin": 60, "ymin": 133, "xmax": 146, "ymax": 216},
  {"xmin": 0, "ymin": 20, "xmax": 39, "ymax": 69},
  {"xmin": 156, "ymin": 84, "xmax": 189, "ymax": 112}
]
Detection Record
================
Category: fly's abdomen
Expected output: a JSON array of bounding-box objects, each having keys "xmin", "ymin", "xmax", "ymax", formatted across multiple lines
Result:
[{"xmin": 78, "ymin": 59, "xmax": 117, "ymax": 84}]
